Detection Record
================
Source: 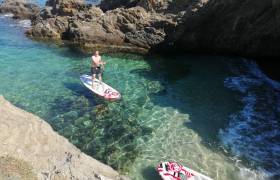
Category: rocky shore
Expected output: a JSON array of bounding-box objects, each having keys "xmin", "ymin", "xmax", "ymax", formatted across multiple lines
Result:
[
  {"xmin": 24, "ymin": 0, "xmax": 177, "ymax": 53},
  {"xmin": 0, "ymin": 95, "xmax": 126, "ymax": 179},
  {"xmin": 2, "ymin": 0, "xmax": 279, "ymax": 58},
  {"xmin": 0, "ymin": 0, "xmax": 39, "ymax": 19},
  {"xmin": 1, "ymin": 0, "xmax": 279, "ymax": 78},
  {"xmin": 168, "ymin": 0, "xmax": 280, "ymax": 58}
]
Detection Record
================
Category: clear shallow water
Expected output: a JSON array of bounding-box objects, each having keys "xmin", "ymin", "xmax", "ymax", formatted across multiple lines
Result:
[{"xmin": 0, "ymin": 15, "xmax": 279, "ymax": 180}]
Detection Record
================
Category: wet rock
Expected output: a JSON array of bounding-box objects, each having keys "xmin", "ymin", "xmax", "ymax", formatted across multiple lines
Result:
[{"xmin": 0, "ymin": 0, "xmax": 40, "ymax": 19}]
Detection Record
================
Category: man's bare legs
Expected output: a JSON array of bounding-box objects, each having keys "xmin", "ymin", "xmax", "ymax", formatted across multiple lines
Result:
[
  {"xmin": 98, "ymin": 73, "xmax": 102, "ymax": 82},
  {"xmin": 92, "ymin": 74, "xmax": 96, "ymax": 88}
]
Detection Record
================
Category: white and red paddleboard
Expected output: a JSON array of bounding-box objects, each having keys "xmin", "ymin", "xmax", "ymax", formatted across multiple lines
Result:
[
  {"xmin": 157, "ymin": 162, "xmax": 212, "ymax": 180},
  {"xmin": 80, "ymin": 74, "xmax": 121, "ymax": 100}
]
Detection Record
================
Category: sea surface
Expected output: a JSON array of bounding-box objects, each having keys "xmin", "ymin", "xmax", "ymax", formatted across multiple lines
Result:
[{"xmin": 0, "ymin": 3, "xmax": 279, "ymax": 180}]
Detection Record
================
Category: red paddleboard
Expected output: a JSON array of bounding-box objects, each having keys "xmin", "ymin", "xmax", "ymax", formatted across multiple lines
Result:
[{"xmin": 157, "ymin": 162, "xmax": 212, "ymax": 180}]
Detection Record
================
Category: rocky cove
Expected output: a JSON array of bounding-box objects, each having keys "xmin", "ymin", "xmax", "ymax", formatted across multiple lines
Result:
[
  {"xmin": 0, "ymin": 0, "xmax": 280, "ymax": 180},
  {"xmin": 2, "ymin": 0, "xmax": 280, "ymax": 58},
  {"xmin": 2, "ymin": 0, "xmax": 279, "ymax": 80}
]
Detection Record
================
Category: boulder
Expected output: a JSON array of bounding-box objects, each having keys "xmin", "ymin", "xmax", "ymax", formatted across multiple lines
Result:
[
  {"xmin": 27, "ymin": 17, "xmax": 65, "ymax": 39},
  {"xmin": 0, "ymin": 0, "xmax": 40, "ymax": 19},
  {"xmin": 0, "ymin": 95, "xmax": 123, "ymax": 179}
]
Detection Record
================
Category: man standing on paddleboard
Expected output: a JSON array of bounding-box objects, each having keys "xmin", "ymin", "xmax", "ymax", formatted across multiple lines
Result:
[{"xmin": 91, "ymin": 51, "xmax": 105, "ymax": 87}]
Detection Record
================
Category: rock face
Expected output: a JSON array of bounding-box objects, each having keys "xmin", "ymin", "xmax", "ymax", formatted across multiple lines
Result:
[
  {"xmin": 99, "ymin": 0, "xmax": 139, "ymax": 11},
  {"xmin": 26, "ymin": 0, "xmax": 177, "ymax": 53},
  {"xmin": 100, "ymin": 0, "xmax": 170, "ymax": 12},
  {"xmin": 99, "ymin": 0, "xmax": 200, "ymax": 13},
  {"xmin": 101, "ymin": 0, "xmax": 280, "ymax": 58},
  {"xmin": 168, "ymin": 0, "xmax": 280, "ymax": 58},
  {"xmin": 8, "ymin": 0, "xmax": 279, "ymax": 57},
  {"xmin": 0, "ymin": 95, "xmax": 122, "ymax": 179},
  {"xmin": 0, "ymin": 0, "xmax": 40, "ymax": 19}
]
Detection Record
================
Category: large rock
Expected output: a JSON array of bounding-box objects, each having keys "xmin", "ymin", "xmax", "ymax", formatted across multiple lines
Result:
[
  {"xmin": 0, "ymin": 95, "xmax": 122, "ymax": 179},
  {"xmin": 66, "ymin": 7, "xmax": 175, "ymax": 47},
  {"xmin": 100, "ymin": 0, "xmax": 280, "ymax": 58},
  {"xmin": 169, "ymin": 0, "xmax": 280, "ymax": 58},
  {"xmin": 0, "ymin": 0, "xmax": 40, "ymax": 19},
  {"xmin": 27, "ymin": 1, "xmax": 177, "ymax": 53}
]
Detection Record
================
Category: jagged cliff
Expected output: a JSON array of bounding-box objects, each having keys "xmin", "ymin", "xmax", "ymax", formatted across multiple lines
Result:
[
  {"xmin": 24, "ymin": 0, "xmax": 176, "ymax": 53},
  {"xmin": 0, "ymin": 95, "xmax": 124, "ymax": 179},
  {"xmin": 100, "ymin": 0, "xmax": 280, "ymax": 58},
  {"xmin": 2, "ymin": 0, "xmax": 279, "ymax": 57},
  {"xmin": 170, "ymin": 0, "xmax": 280, "ymax": 58}
]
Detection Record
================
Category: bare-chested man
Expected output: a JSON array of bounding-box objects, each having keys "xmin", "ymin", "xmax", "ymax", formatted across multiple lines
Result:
[{"xmin": 91, "ymin": 51, "xmax": 105, "ymax": 87}]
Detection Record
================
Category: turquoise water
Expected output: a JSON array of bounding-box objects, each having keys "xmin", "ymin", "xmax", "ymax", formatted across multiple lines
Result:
[{"xmin": 0, "ymin": 14, "xmax": 279, "ymax": 180}]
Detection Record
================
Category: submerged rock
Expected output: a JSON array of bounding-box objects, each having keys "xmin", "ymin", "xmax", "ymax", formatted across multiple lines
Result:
[
  {"xmin": 0, "ymin": 95, "xmax": 123, "ymax": 179},
  {"xmin": 0, "ymin": 0, "xmax": 40, "ymax": 19},
  {"xmin": 46, "ymin": 95, "xmax": 154, "ymax": 172}
]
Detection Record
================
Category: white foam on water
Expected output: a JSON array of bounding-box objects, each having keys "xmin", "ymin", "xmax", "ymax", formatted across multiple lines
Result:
[
  {"xmin": 221, "ymin": 60, "xmax": 280, "ymax": 178},
  {"xmin": 3, "ymin": 13, "xmax": 14, "ymax": 17},
  {"xmin": 18, "ymin": 19, "xmax": 31, "ymax": 28},
  {"xmin": 0, "ymin": 13, "xmax": 31, "ymax": 28},
  {"xmin": 6, "ymin": 19, "xmax": 31, "ymax": 28},
  {"xmin": 236, "ymin": 166, "xmax": 270, "ymax": 180},
  {"xmin": 224, "ymin": 76, "xmax": 262, "ymax": 93},
  {"xmin": 0, "ymin": 13, "xmax": 13, "ymax": 19}
]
